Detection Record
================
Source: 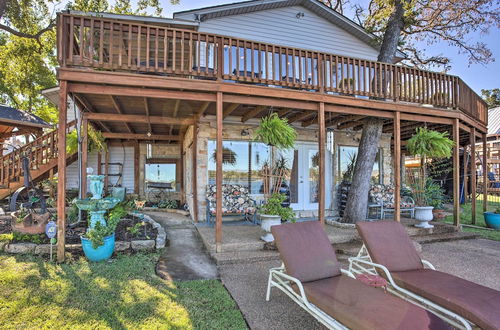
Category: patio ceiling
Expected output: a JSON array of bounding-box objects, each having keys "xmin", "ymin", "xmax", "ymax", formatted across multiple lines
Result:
[{"xmin": 74, "ymin": 90, "xmax": 476, "ymax": 147}]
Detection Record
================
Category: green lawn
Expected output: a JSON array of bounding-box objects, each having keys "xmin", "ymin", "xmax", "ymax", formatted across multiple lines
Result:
[
  {"xmin": 0, "ymin": 253, "xmax": 247, "ymax": 330},
  {"xmin": 444, "ymin": 200, "xmax": 500, "ymax": 241}
]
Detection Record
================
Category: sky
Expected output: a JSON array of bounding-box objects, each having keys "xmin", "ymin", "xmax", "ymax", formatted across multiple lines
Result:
[{"xmin": 156, "ymin": 0, "xmax": 500, "ymax": 94}]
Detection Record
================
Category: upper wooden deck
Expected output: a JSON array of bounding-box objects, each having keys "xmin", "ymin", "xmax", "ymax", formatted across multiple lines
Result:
[{"xmin": 56, "ymin": 13, "xmax": 488, "ymax": 127}]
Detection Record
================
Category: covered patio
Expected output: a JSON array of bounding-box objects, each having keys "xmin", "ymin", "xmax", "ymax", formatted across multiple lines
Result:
[{"xmin": 54, "ymin": 12, "xmax": 488, "ymax": 261}]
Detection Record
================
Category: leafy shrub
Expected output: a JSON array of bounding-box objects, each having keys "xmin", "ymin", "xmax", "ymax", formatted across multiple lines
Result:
[{"xmin": 259, "ymin": 193, "xmax": 295, "ymax": 222}]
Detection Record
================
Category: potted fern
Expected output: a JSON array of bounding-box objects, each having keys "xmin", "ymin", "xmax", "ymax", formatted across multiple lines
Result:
[
  {"xmin": 259, "ymin": 193, "xmax": 295, "ymax": 242},
  {"xmin": 407, "ymin": 128, "xmax": 453, "ymax": 228}
]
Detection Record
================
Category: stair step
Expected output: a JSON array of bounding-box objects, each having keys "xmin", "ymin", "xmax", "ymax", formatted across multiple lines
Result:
[
  {"xmin": 415, "ymin": 232, "xmax": 479, "ymax": 244},
  {"xmin": 211, "ymin": 250, "xmax": 280, "ymax": 265}
]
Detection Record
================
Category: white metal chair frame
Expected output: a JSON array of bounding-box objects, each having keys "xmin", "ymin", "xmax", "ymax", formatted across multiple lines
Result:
[
  {"xmin": 266, "ymin": 263, "xmax": 355, "ymax": 330},
  {"xmin": 348, "ymin": 245, "xmax": 474, "ymax": 330}
]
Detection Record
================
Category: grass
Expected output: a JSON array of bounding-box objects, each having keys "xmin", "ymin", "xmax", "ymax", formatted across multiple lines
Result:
[
  {"xmin": 0, "ymin": 252, "xmax": 247, "ymax": 330},
  {"xmin": 444, "ymin": 200, "xmax": 500, "ymax": 241}
]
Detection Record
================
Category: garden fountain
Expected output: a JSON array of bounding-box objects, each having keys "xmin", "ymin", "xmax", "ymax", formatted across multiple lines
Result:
[{"xmin": 73, "ymin": 169, "xmax": 120, "ymax": 261}]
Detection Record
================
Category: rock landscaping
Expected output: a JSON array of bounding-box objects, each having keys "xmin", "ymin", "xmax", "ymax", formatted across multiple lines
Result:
[{"xmin": 0, "ymin": 213, "xmax": 166, "ymax": 255}]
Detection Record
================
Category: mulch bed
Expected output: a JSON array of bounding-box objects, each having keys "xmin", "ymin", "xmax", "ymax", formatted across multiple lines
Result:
[{"xmin": 0, "ymin": 214, "xmax": 157, "ymax": 244}]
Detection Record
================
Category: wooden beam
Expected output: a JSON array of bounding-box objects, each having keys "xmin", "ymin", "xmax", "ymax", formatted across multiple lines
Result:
[
  {"xmin": 57, "ymin": 80, "xmax": 68, "ymax": 263},
  {"xmin": 104, "ymin": 146, "xmax": 109, "ymax": 195},
  {"xmin": 326, "ymin": 115, "xmax": 364, "ymax": 128},
  {"xmin": 59, "ymin": 69, "xmax": 488, "ymax": 133},
  {"xmin": 302, "ymin": 115, "xmax": 318, "ymax": 127},
  {"xmin": 84, "ymin": 112, "xmax": 194, "ymax": 126},
  {"xmin": 143, "ymin": 98, "xmax": 152, "ymax": 134},
  {"xmin": 73, "ymin": 94, "xmax": 111, "ymax": 132},
  {"xmin": 195, "ymin": 101, "xmax": 211, "ymax": 116},
  {"xmin": 241, "ymin": 105, "xmax": 266, "ymax": 123},
  {"xmin": 192, "ymin": 118, "xmax": 198, "ymax": 223},
  {"xmin": 453, "ymin": 118, "xmax": 460, "ymax": 227},
  {"xmin": 134, "ymin": 142, "xmax": 139, "ymax": 194},
  {"xmin": 400, "ymin": 113, "xmax": 454, "ymax": 125},
  {"xmin": 337, "ymin": 118, "xmax": 366, "ymax": 130},
  {"xmin": 483, "ymin": 133, "xmax": 488, "ymax": 212},
  {"xmin": 318, "ymin": 102, "xmax": 325, "ymax": 225},
  {"xmin": 180, "ymin": 131, "xmax": 185, "ymax": 205},
  {"xmin": 393, "ymin": 112, "xmax": 401, "ymax": 222},
  {"xmin": 81, "ymin": 115, "xmax": 88, "ymax": 198},
  {"xmin": 287, "ymin": 111, "xmax": 314, "ymax": 124},
  {"xmin": 326, "ymin": 104, "xmax": 393, "ymax": 119},
  {"xmin": 170, "ymin": 99, "xmax": 181, "ymax": 135},
  {"xmin": 102, "ymin": 132, "xmax": 181, "ymax": 141},
  {"xmin": 470, "ymin": 127, "xmax": 476, "ymax": 225},
  {"xmin": 223, "ymin": 103, "xmax": 240, "ymax": 119},
  {"xmin": 110, "ymin": 95, "xmax": 133, "ymax": 133},
  {"xmin": 215, "ymin": 92, "xmax": 223, "ymax": 253},
  {"xmin": 69, "ymin": 83, "xmax": 216, "ymax": 102}
]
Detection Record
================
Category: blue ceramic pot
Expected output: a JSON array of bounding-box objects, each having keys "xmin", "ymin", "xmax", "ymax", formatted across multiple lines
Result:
[
  {"xmin": 81, "ymin": 233, "xmax": 115, "ymax": 262},
  {"xmin": 483, "ymin": 212, "xmax": 500, "ymax": 230}
]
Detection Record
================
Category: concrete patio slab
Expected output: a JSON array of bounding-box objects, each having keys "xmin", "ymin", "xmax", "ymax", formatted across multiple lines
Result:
[{"xmin": 219, "ymin": 238, "xmax": 500, "ymax": 330}]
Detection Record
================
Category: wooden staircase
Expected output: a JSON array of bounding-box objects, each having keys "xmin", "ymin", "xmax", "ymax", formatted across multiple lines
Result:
[{"xmin": 0, "ymin": 121, "xmax": 77, "ymax": 200}]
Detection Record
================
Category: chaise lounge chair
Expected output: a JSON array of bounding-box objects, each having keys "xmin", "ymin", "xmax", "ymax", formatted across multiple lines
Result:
[
  {"xmin": 266, "ymin": 221, "xmax": 451, "ymax": 330},
  {"xmin": 349, "ymin": 220, "xmax": 500, "ymax": 330}
]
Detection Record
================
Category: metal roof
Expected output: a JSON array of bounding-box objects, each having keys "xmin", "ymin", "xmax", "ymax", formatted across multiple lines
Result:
[
  {"xmin": 173, "ymin": 0, "xmax": 407, "ymax": 60},
  {"xmin": 488, "ymin": 106, "xmax": 500, "ymax": 135},
  {"xmin": 0, "ymin": 105, "xmax": 50, "ymax": 128}
]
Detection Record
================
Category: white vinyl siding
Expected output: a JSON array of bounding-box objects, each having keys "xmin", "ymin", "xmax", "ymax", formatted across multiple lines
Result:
[
  {"xmin": 66, "ymin": 146, "xmax": 135, "ymax": 193},
  {"xmin": 178, "ymin": 5, "xmax": 379, "ymax": 60}
]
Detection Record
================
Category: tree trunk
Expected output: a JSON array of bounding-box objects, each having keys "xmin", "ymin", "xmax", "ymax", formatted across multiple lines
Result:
[
  {"xmin": 343, "ymin": 0, "xmax": 406, "ymax": 223},
  {"xmin": 343, "ymin": 117, "xmax": 383, "ymax": 223}
]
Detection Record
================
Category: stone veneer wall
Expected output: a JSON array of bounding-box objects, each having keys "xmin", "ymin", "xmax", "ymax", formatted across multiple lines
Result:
[{"xmin": 184, "ymin": 116, "xmax": 393, "ymax": 222}]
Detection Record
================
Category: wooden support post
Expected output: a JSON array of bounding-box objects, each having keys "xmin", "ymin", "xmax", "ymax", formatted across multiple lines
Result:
[
  {"xmin": 393, "ymin": 112, "xmax": 401, "ymax": 222},
  {"xmin": 81, "ymin": 116, "xmax": 88, "ymax": 197},
  {"xmin": 463, "ymin": 144, "xmax": 468, "ymax": 202},
  {"xmin": 483, "ymin": 133, "xmax": 488, "ymax": 212},
  {"xmin": 97, "ymin": 152, "xmax": 102, "ymax": 175},
  {"xmin": 470, "ymin": 127, "xmax": 476, "ymax": 225},
  {"xmin": 318, "ymin": 102, "xmax": 325, "ymax": 224},
  {"xmin": 57, "ymin": 81, "xmax": 68, "ymax": 263},
  {"xmin": 192, "ymin": 118, "xmax": 198, "ymax": 222},
  {"xmin": 180, "ymin": 133, "xmax": 185, "ymax": 205},
  {"xmin": 104, "ymin": 146, "xmax": 109, "ymax": 194},
  {"xmin": 134, "ymin": 142, "xmax": 139, "ymax": 194},
  {"xmin": 452, "ymin": 119, "xmax": 460, "ymax": 227},
  {"xmin": 215, "ymin": 92, "xmax": 223, "ymax": 253}
]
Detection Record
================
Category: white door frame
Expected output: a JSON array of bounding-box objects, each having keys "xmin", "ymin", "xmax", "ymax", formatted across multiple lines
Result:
[{"xmin": 290, "ymin": 142, "xmax": 331, "ymax": 211}]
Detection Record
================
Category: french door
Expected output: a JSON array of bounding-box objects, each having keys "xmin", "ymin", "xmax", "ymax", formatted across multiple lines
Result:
[{"xmin": 279, "ymin": 142, "xmax": 330, "ymax": 211}]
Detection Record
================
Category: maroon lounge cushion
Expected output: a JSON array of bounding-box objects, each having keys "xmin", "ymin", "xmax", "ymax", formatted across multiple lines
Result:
[
  {"xmin": 356, "ymin": 220, "xmax": 423, "ymax": 272},
  {"xmin": 392, "ymin": 269, "xmax": 500, "ymax": 330},
  {"xmin": 271, "ymin": 221, "xmax": 341, "ymax": 282},
  {"xmin": 296, "ymin": 275, "xmax": 450, "ymax": 330}
]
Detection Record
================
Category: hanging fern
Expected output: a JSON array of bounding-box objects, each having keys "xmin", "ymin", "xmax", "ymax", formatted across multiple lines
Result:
[
  {"xmin": 407, "ymin": 127, "xmax": 454, "ymax": 159},
  {"xmin": 211, "ymin": 147, "xmax": 237, "ymax": 165},
  {"xmin": 254, "ymin": 113, "xmax": 297, "ymax": 150}
]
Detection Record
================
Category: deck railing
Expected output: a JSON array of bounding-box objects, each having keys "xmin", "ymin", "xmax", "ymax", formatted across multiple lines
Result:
[
  {"xmin": 57, "ymin": 13, "xmax": 488, "ymax": 124},
  {"xmin": 0, "ymin": 121, "xmax": 76, "ymax": 189}
]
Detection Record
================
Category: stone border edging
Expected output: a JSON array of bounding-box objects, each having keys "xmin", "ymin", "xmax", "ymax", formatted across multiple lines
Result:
[
  {"xmin": 325, "ymin": 219, "xmax": 356, "ymax": 229},
  {"xmin": 0, "ymin": 212, "xmax": 167, "ymax": 255}
]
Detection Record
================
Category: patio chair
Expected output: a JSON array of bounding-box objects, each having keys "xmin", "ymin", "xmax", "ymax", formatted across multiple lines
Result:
[
  {"xmin": 266, "ymin": 221, "xmax": 450, "ymax": 330},
  {"xmin": 349, "ymin": 221, "xmax": 500, "ymax": 330}
]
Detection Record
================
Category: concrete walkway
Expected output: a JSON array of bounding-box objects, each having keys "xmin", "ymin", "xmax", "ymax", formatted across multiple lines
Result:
[
  {"xmin": 219, "ymin": 238, "xmax": 500, "ymax": 330},
  {"xmin": 147, "ymin": 211, "xmax": 218, "ymax": 281}
]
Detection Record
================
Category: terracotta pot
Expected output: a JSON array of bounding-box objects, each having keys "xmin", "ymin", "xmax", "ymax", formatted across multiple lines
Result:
[
  {"xmin": 11, "ymin": 211, "xmax": 51, "ymax": 235},
  {"xmin": 432, "ymin": 209, "xmax": 445, "ymax": 220}
]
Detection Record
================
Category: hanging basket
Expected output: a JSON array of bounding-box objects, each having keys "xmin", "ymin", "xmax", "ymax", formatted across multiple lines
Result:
[{"xmin": 254, "ymin": 113, "xmax": 297, "ymax": 150}]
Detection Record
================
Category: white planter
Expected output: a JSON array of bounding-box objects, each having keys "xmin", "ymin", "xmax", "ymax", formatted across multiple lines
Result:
[
  {"xmin": 260, "ymin": 214, "xmax": 282, "ymax": 242},
  {"xmin": 414, "ymin": 206, "xmax": 434, "ymax": 228}
]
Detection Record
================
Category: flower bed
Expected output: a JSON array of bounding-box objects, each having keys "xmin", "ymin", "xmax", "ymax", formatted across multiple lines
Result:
[{"xmin": 0, "ymin": 213, "xmax": 166, "ymax": 255}]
